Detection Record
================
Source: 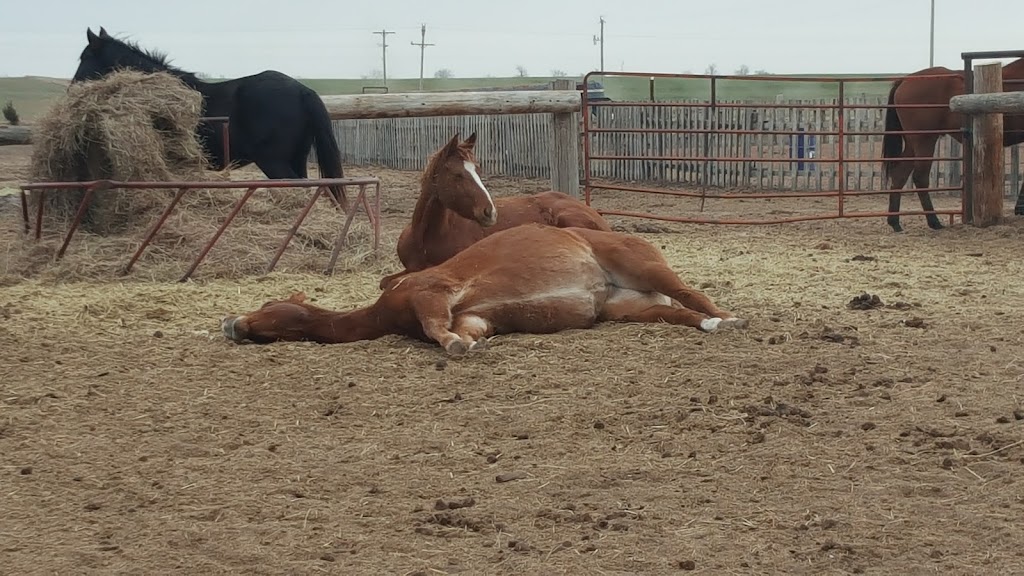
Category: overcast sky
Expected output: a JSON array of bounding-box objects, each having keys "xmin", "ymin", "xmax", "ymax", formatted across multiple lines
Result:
[{"xmin": 2, "ymin": 0, "xmax": 1022, "ymax": 79}]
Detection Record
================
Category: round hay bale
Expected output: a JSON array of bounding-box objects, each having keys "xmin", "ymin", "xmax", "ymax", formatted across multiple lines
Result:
[{"xmin": 29, "ymin": 70, "xmax": 212, "ymax": 234}]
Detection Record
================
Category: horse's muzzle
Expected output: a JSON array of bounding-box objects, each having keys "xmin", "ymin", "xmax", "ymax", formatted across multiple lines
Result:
[{"xmin": 221, "ymin": 315, "xmax": 247, "ymax": 342}]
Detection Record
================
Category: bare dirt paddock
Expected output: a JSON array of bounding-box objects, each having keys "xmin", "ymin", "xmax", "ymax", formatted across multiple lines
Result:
[{"xmin": 4, "ymin": 143, "xmax": 1024, "ymax": 575}]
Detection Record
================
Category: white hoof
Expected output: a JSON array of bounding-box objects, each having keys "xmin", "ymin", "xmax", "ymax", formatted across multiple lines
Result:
[
  {"xmin": 700, "ymin": 317, "xmax": 722, "ymax": 332},
  {"xmin": 701, "ymin": 317, "xmax": 749, "ymax": 333},
  {"xmin": 719, "ymin": 317, "xmax": 749, "ymax": 329},
  {"xmin": 469, "ymin": 337, "xmax": 489, "ymax": 351}
]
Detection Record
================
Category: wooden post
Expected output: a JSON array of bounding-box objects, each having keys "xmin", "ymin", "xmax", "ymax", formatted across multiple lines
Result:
[
  {"xmin": 970, "ymin": 62, "xmax": 1004, "ymax": 227},
  {"xmin": 549, "ymin": 79, "xmax": 581, "ymax": 198}
]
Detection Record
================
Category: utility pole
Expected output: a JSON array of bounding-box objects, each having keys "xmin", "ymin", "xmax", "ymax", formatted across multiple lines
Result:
[
  {"xmin": 928, "ymin": 0, "xmax": 935, "ymax": 67},
  {"xmin": 411, "ymin": 24, "xmax": 435, "ymax": 91},
  {"xmin": 592, "ymin": 16, "xmax": 605, "ymax": 71},
  {"xmin": 373, "ymin": 29, "xmax": 395, "ymax": 86}
]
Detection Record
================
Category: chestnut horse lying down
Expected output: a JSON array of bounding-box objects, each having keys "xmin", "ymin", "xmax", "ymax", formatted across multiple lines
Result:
[
  {"xmin": 222, "ymin": 223, "xmax": 748, "ymax": 354},
  {"xmin": 378, "ymin": 132, "xmax": 612, "ymax": 289}
]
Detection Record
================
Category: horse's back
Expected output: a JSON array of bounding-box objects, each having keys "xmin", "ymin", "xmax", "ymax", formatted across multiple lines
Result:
[{"xmin": 495, "ymin": 190, "xmax": 611, "ymax": 231}]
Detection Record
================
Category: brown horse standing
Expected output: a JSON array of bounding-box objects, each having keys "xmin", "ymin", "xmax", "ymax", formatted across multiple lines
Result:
[
  {"xmin": 222, "ymin": 223, "xmax": 748, "ymax": 354},
  {"xmin": 379, "ymin": 132, "xmax": 612, "ymax": 289},
  {"xmin": 882, "ymin": 58, "xmax": 1024, "ymax": 232}
]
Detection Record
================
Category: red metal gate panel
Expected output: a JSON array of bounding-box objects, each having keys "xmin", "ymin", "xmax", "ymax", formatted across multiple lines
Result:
[{"xmin": 581, "ymin": 71, "xmax": 964, "ymax": 226}]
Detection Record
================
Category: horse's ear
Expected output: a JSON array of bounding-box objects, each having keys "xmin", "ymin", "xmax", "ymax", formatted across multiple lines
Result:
[
  {"xmin": 462, "ymin": 132, "xmax": 477, "ymax": 149},
  {"xmin": 99, "ymin": 27, "xmax": 110, "ymax": 38},
  {"xmin": 86, "ymin": 28, "xmax": 100, "ymax": 46},
  {"xmin": 442, "ymin": 133, "xmax": 461, "ymax": 155},
  {"xmin": 288, "ymin": 291, "xmax": 308, "ymax": 303}
]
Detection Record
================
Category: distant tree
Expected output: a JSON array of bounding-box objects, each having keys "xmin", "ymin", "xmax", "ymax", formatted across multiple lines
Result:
[
  {"xmin": 2, "ymin": 100, "xmax": 18, "ymax": 126},
  {"xmin": 735, "ymin": 64, "xmax": 750, "ymax": 76},
  {"xmin": 550, "ymin": 68, "xmax": 568, "ymax": 77},
  {"xmin": 361, "ymin": 68, "xmax": 384, "ymax": 80},
  {"xmin": 754, "ymin": 68, "xmax": 770, "ymax": 75},
  {"xmin": 515, "ymin": 64, "xmax": 529, "ymax": 77},
  {"xmin": 704, "ymin": 63, "xmax": 718, "ymax": 76},
  {"xmin": 434, "ymin": 68, "xmax": 454, "ymax": 79}
]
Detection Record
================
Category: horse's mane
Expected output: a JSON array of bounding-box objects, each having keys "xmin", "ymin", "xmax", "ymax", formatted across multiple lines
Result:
[
  {"xmin": 420, "ymin": 141, "xmax": 474, "ymax": 188},
  {"xmin": 101, "ymin": 33, "xmax": 193, "ymax": 76}
]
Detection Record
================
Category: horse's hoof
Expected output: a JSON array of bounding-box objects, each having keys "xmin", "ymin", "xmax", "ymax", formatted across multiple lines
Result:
[
  {"xmin": 446, "ymin": 340, "xmax": 469, "ymax": 356},
  {"xmin": 469, "ymin": 337, "xmax": 489, "ymax": 351},
  {"xmin": 928, "ymin": 221, "xmax": 944, "ymax": 230},
  {"xmin": 719, "ymin": 317, "xmax": 749, "ymax": 330},
  {"xmin": 700, "ymin": 317, "xmax": 722, "ymax": 332}
]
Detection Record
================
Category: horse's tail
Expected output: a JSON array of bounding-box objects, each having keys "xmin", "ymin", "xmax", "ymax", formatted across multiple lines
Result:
[
  {"xmin": 302, "ymin": 89, "xmax": 348, "ymax": 211},
  {"xmin": 881, "ymin": 80, "xmax": 905, "ymax": 182}
]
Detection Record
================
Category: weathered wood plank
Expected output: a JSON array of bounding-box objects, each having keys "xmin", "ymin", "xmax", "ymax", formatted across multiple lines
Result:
[
  {"xmin": 321, "ymin": 91, "xmax": 581, "ymax": 120},
  {"xmin": 0, "ymin": 125, "xmax": 31, "ymax": 146},
  {"xmin": 950, "ymin": 91, "xmax": 1024, "ymax": 114}
]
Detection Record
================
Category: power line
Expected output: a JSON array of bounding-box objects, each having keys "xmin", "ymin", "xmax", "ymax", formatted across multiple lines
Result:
[
  {"xmin": 372, "ymin": 29, "xmax": 395, "ymax": 86},
  {"xmin": 411, "ymin": 24, "xmax": 435, "ymax": 91}
]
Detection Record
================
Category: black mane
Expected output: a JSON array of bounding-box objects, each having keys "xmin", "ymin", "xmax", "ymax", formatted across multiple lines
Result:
[{"xmin": 102, "ymin": 33, "xmax": 194, "ymax": 77}]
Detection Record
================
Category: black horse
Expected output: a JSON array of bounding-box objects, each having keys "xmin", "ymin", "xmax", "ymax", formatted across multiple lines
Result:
[{"xmin": 72, "ymin": 27, "xmax": 347, "ymax": 209}]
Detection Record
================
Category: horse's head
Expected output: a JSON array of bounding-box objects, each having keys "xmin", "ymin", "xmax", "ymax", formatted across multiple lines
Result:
[
  {"xmin": 221, "ymin": 292, "xmax": 318, "ymax": 344},
  {"xmin": 73, "ymin": 27, "xmax": 115, "ymax": 82},
  {"xmin": 430, "ymin": 132, "xmax": 497, "ymax": 227},
  {"xmin": 72, "ymin": 27, "xmax": 171, "ymax": 83}
]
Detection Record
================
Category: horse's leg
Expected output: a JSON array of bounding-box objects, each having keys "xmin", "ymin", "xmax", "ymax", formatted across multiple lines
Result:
[
  {"xmin": 290, "ymin": 152, "xmax": 310, "ymax": 179},
  {"xmin": 451, "ymin": 314, "xmax": 494, "ymax": 351},
  {"xmin": 909, "ymin": 141, "xmax": 944, "ymax": 230},
  {"xmin": 409, "ymin": 292, "xmax": 467, "ymax": 355},
  {"xmin": 587, "ymin": 233, "xmax": 747, "ymax": 326},
  {"xmin": 1015, "ymin": 180, "xmax": 1024, "ymax": 216},
  {"xmin": 379, "ymin": 269, "xmax": 411, "ymax": 291},
  {"xmin": 600, "ymin": 295, "xmax": 726, "ymax": 333},
  {"xmin": 885, "ymin": 146, "xmax": 915, "ymax": 233}
]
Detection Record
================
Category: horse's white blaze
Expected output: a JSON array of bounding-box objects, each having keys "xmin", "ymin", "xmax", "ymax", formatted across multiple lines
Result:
[{"xmin": 463, "ymin": 161, "xmax": 495, "ymax": 212}]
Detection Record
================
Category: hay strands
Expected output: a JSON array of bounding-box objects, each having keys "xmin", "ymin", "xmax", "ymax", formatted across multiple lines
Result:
[{"xmin": 19, "ymin": 177, "xmax": 382, "ymax": 282}]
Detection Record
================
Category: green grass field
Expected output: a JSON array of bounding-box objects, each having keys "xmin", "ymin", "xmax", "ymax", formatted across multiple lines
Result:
[{"xmin": 0, "ymin": 73, "xmax": 899, "ymax": 123}]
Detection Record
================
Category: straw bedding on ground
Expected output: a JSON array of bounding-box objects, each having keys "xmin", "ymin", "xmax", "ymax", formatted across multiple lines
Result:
[{"xmin": 3, "ymin": 155, "xmax": 1024, "ymax": 573}]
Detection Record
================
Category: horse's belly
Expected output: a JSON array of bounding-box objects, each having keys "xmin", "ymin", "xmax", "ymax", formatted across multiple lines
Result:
[{"xmin": 485, "ymin": 288, "xmax": 606, "ymax": 334}]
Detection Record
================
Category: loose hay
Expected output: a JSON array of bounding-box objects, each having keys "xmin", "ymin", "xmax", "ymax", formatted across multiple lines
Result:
[
  {"xmin": 28, "ymin": 70, "xmax": 212, "ymax": 234},
  {"xmin": 9, "ymin": 72, "xmax": 388, "ymax": 282},
  {"xmin": 4, "ymin": 183, "xmax": 392, "ymax": 283}
]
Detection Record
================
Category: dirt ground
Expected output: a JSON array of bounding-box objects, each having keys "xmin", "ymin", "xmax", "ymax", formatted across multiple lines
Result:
[{"xmin": 4, "ymin": 142, "xmax": 1024, "ymax": 575}]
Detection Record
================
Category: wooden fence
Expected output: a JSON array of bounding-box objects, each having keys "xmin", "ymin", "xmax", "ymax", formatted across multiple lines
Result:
[{"xmin": 330, "ymin": 95, "xmax": 1024, "ymax": 197}]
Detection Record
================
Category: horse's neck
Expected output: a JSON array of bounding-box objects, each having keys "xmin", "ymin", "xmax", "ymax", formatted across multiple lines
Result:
[
  {"xmin": 123, "ymin": 57, "xmax": 211, "ymax": 94},
  {"xmin": 305, "ymin": 304, "xmax": 394, "ymax": 344},
  {"xmin": 408, "ymin": 180, "xmax": 453, "ymax": 242}
]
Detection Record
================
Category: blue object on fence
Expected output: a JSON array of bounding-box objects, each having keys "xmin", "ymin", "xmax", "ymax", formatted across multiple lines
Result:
[{"xmin": 792, "ymin": 128, "xmax": 817, "ymax": 172}]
